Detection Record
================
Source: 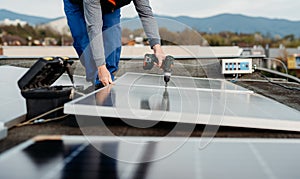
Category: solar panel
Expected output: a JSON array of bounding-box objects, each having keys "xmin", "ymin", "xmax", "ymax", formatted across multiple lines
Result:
[
  {"xmin": 64, "ymin": 73, "xmax": 300, "ymax": 131},
  {"xmin": 0, "ymin": 123, "xmax": 7, "ymax": 140},
  {"xmin": 0, "ymin": 66, "xmax": 27, "ymax": 127},
  {"xmin": 1, "ymin": 136, "xmax": 300, "ymax": 179}
]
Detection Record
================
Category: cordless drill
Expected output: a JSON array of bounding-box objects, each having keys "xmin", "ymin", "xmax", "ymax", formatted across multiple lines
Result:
[{"xmin": 143, "ymin": 54, "xmax": 174, "ymax": 87}]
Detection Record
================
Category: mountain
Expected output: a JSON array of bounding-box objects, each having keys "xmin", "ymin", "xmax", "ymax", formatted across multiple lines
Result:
[
  {"xmin": 0, "ymin": 9, "xmax": 54, "ymax": 25},
  {"xmin": 183, "ymin": 14, "xmax": 300, "ymax": 37},
  {"xmin": 122, "ymin": 14, "xmax": 300, "ymax": 37},
  {"xmin": 39, "ymin": 17, "xmax": 70, "ymax": 35},
  {"xmin": 1, "ymin": 9, "xmax": 300, "ymax": 37}
]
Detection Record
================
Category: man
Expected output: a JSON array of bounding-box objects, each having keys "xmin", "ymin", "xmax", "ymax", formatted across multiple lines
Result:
[{"xmin": 64, "ymin": 0, "xmax": 165, "ymax": 87}]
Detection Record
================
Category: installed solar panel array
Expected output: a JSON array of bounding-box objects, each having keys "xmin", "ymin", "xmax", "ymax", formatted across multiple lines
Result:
[
  {"xmin": 0, "ymin": 136, "xmax": 300, "ymax": 179},
  {"xmin": 64, "ymin": 73, "xmax": 300, "ymax": 131}
]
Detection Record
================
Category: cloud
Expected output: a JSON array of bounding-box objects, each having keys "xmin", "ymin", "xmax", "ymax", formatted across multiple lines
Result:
[
  {"xmin": 1, "ymin": 0, "xmax": 300, "ymax": 21},
  {"xmin": 1, "ymin": 0, "xmax": 64, "ymax": 18}
]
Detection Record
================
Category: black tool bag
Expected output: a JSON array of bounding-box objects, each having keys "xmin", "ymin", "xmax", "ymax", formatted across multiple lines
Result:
[
  {"xmin": 69, "ymin": 0, "xmax": 132, "ymax": 14},
  {"xmin": 18, "ymin": 57, "xmax": 74, "ymax": 120}
]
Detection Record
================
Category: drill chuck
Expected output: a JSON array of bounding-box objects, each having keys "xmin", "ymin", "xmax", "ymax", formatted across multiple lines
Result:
[{"xmin": 163, "ymin": 72, "xmax": 171, "ymax": 83}]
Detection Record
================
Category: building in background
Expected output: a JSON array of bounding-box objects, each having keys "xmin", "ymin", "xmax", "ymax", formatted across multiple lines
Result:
[{"xmin": 0, "ymin": 18, "xmax": 27, "ymax": 27}]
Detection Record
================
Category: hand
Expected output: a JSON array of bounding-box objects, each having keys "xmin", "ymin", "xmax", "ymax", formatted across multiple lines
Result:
[
  {"xmin": 152, "ymin": 44, "xmax": 166, "ymax": 67},
  {"xmin": 97, "ymin": 65, "xmax": 113, "ymax": 86}
]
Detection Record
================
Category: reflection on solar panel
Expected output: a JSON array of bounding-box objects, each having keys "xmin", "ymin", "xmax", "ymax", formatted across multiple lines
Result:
[
  {"xmin": 1, "ymin": 136, "xmax": 300, "ymax": 179},
  {"xmin": 64, "ymin": 73, "xmax": 300, "ymax": 131}
]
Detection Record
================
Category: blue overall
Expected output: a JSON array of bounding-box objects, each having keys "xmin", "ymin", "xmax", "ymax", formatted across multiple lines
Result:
[{"xmin": 63, "ymin": 0, "xmax": 121, "ymax": 83}]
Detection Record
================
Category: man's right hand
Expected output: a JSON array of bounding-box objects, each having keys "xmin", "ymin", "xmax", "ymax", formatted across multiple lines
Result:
[
  {"xmin": 152, "ymin": 44, "xmax": 166, "ymax": 67},
  {"xmin": 97, "ymin": 65, "xmax": 113, "ymax": 86}
]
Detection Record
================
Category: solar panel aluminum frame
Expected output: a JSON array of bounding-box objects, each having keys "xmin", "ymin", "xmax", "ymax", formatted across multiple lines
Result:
[{"xmin": 64, "ymin": 73, "xmax": 300, "ymax": 132}]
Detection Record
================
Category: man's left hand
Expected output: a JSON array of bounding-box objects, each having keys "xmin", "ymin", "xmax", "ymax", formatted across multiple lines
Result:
[{"xmin": 98, "ymin": 65, "xmax": 113, "ymax": 86}]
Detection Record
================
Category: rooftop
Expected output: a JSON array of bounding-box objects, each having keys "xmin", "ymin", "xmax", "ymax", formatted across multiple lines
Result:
[
  {"xmin": 0, "ymin": 60, "xmax": 299, "ymax": 153},
  {"xmin": 0, "ymin": 47, "xmax": 300, "ymax": 178}
]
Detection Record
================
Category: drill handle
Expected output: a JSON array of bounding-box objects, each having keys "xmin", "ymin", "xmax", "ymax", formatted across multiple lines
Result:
[
  {"xmin": 143, "ymin": 54, "xmax": 158, "ymax": 70},
  {"xmin": 162, "ymin": 55, "xmax": 175, "ymax": 72}
]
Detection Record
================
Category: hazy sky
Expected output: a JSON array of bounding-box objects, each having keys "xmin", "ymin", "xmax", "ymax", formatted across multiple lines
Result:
[{"xmin": 1, "ymin": 0, "xmax": 300, "ymax": 21}]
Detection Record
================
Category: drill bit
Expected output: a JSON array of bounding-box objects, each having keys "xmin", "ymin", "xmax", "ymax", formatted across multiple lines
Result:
[
  {"xmin": 164, "ymin": 73, "xmax": 171, "ymax": 87},
  {"xmin": 162, "ymin": 56, "xmax": 174, "ymax": 87}
]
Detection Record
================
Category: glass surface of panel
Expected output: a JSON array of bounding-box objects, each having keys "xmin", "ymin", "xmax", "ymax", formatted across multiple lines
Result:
[
  {"xmin": 1, "ymin": 137, "xmax": 300, "ymax": 179},
  {"xmin": 0, "ymin": 66, "xmax": 27, "ymax": 125},
  {"xmin": 65, "ymin": 73, "xmax": 300, "ymax": 131}
]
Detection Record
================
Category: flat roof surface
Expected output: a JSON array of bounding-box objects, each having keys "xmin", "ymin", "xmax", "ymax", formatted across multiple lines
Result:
[{"xmin": 0, "ymin": 63, "xmax": 299, "ymax": 154}]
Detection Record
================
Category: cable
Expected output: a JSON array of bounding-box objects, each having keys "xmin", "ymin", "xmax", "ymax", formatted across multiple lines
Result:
[
  {"xmin": 230, "ymin": 74, "xmax": 239, "ymax": 83},
  {"xmin": 74, "ymin": 90, "xmax": 86, "ymax": 96},
  {"xmin": 252, "ymin": 57, "xmax": 300, "ymax": 89},
  {"xmin": 15, "ymin": 106, "xmax": 66, "ymax": 127},
  {"xmin": 34, "ymin": 115, "xmax": 69, "ymax": 124},
  {"xmin": 256, "ymin": 66, "xmax": 300, "ymax": 84},
  {"xmin": 260, "ymin": 73, "xmax": 300, "ymax": 91},
  {"xmin": 263, "ymin": 57, "xmax": 288, "ymax": 76}
]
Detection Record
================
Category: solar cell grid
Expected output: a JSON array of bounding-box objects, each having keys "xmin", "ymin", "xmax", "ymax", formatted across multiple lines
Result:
[{"xmin": 1, "ymin": 137, "xmax": 300, "ymax": 179}]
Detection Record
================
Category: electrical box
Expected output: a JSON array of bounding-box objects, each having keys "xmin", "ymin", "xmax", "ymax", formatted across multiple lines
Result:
[{"xmin": 222, "ymin": 58, "xmax": 252, "ymax": 74}]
